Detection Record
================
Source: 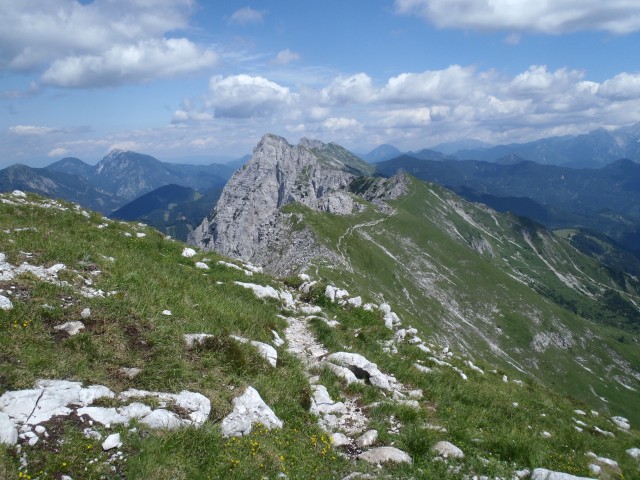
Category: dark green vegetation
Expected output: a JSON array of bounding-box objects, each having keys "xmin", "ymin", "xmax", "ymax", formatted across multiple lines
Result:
[
  {"xmin": 285, "ymin": 176, "xmax": 640, "ymax": 425},
  {"xmin": 1, "ymin": 190, "xmax": 639, "ymax": 479},
  {"xmin": 110, "ymin": 184, "xmax": 223, "ymax": 241},
  {"xmin": 375, "ymin": 156, "xmax": 640, "ymax": 267},
  {"xmin": 0, "ymin": 150, "xmax": 238, "ymax": 217}
]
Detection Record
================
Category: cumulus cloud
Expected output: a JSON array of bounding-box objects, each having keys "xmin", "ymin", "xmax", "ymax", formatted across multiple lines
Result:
[
  {"xmin": 204, "ymin": 74, "xmax": 296, "ymax": 118},
  {"xmin": 0, "ymin": 0, "xmax": 216, "ymax": 88},
  {"xmin": 394, "ymin": 0, "xmax": 640, "ymax": 34},
  {"xmin": 165, "ymin": 65, "xmax": 640, "ymax": 156},
  {"xmin": 270, "ymin": 49, "xmax": 301, "ymax": 66},
  {"xmin": 9, "ymin": 125, "xmax": 60, "ymax": 135},
  {"xmin": 42, "ymin": 38, "xmax": 218, "ymax": 88},
  {"xmin": 47, "ymin": 147, "xmax": 69, "ymax": 157},
  {"xmin": 597, "ymin": 73, "xmax": 640, "ymax": 100},
  {"xmin": 323, "ymin": 117, "xmax": 361, "ymax": 130},
  {"xmin": 320, "ymin": 73, "xmax": 376, "ymax": 104},
  {"xmin": 228, "ymin": 7, "xmax": 266, "ymax": 25}
]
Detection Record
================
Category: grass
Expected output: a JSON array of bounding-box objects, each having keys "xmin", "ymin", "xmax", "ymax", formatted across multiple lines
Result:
[{"xmin": 1, "ymin": 191, "xmax": 639, "ymax": 479}]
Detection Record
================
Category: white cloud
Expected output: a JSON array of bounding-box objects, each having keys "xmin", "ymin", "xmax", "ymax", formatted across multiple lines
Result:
[
  {"xmin": 0, "ymin": 0, "xmax": 216, "ymax": 88},
  {"xmin": 598, "ymin": 73, "xmax": 640, "ymax": 100},
  {"xmin": 321, "ymin": 73, "xmax": 376, "ymax": 104},
  {"xmin": 395, "ymin": 0, "xmax": 640, "ymax": 34},
  {"xmin": 147, "ymin": 65, "xmax": 640, "ymax": 157},
  {"xmin": 270, "ymin": 49, "xmax": 301, "ymax": 66},
  {"xmin": 205, "ymin": 74, "xmax": 296, "ymax": 118},
  {"xmin": 228, "ymin": 7, "xmax": 266, "ymax": 26},
  {"xmin": 42, "ymin": 38, "xmax": 218, "ymax": 88},
  {"xmin": 380, "ymin": 65, "xmax": 478, "ymax": 103},
  {"xmin": 47, "ymin": 147, "xmax": 69, "ymax": 157},
  {"xmin": 323, "ymin": 117, "xmax": 361, "ymax": 130},
  {"xmin": 9, "ymin": 125, "xmax": 59, "ymax": 135}
]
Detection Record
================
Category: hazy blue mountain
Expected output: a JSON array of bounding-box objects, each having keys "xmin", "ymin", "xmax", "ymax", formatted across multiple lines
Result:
[
  {"xmin": 110, "ymin": 183, "xmax": 223, "ymax": 241},
  {"xmin": 375, "ymin": 155, "xmax": 640, "ymax": 260},
  {"xmin": 453, "ymin": 122, "xmax": 640, "ymax": 167},
  {"xmin": 44, "ymin": 149, "xmax": 236, "ymax": 202},
  {"xmin": 0, "ymin": 163, "xmax": 123, "ymax": 213},
  {"xmin": 360, "ymin": 144, "xmax": 403, "ymax": 163},
  {"xmin": 429, "ymin": 138, "xmax": 493, "ymax": 155},
  {"xmin": 46, "ymin": 157, "xmax": 95, "ymax": 179}
]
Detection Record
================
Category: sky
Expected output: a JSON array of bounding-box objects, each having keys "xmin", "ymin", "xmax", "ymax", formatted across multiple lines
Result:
[{"xmin": 1, "ymin": 0, "xmax": 640, "ymax": 167}]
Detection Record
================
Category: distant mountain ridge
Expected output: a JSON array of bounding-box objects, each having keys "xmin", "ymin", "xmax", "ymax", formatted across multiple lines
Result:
[
  {"xmin": 375, "ymin": 155, "xmax": 640, "ymax": 259},
  {"xmin": 189, "ymin": 133, "xmax": 640, "ymax": 429},
  {"xmin": 1, "ymin": 150, "xmax": 244, "ymax": 214},
  {"xmin": 452, "ymin": 122, "xmax": 640, "ymax": 167}
]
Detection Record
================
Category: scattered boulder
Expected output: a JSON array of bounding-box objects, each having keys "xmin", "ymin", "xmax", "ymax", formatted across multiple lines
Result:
[
  {"xmin": 324, "ymin": 352, "xmax": 395, "ymax": 391},
  {"xmin": 80, "ymin": 307, "xmax": 91, "ymax": 319},
  {"xmin": 183, "ymin": 333, "xmax": 214, "ymax": 349},
  {"xmin": 358, "ymin": 446, "xmax": 412, "ymax": 465},
  {"xmin": 0, "ymin": 295, "xmax": 13, "ymax": 310},
  {"xmin": 119, "ymin": 367, "xmax": 142, "ymax": 379},
  {"xmin": 182, "ymin": 247, "xmax": 196, "ymax": 258},
  {"xmin": 221, "ymin": 386, "xmax": 283, "ymax": 437},
  {"xmin": 195, "ymin": 262, "xmax": 209, "ymax": 269},
  {"xmin": 0, "ymin": 411, "xmax": 18, "ymax": 445},
  {"xmin": 531, "ymin": 468, "xmax": 595, "ymax": 480},
  {"xmin": 627, "ymin": 447, "xmax": 640, "ymax": 459},
  {"xmin": 102, "ymin": 433, "xmax": 122, "ymax": 451},
  {"xmin": 355, "ymin": 430, "xmax": 378, "ymax": 448},
  {"xmin": 432, "ymin": 441, "xmax": 464, "ymax": 459},
  {"xmin": 330, "ymin": 432, "xmax": 351, "ymax": 447},
  {"xmin": 611, "ymin": 416, "xmax": 630, "ymax": 430},
  {"xmin": 53, "ymin": 321, "xmax": 85, "ymax": 336},
  {"xmin": 230, "ymin": 335, "xmax": 278, "ymax": 367}
]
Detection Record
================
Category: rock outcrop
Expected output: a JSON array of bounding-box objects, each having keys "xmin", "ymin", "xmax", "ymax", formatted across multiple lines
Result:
[{"xmin": 188, "ymin": 134, "xmax": 405, "ymax": 274}]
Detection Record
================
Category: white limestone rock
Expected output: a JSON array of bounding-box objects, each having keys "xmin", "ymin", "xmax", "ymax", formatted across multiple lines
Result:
[
  {"xmin": 119, "ymin": 367, "xmax": 142, "ymax": 379},
  {"xmin": 355, "ymin": 430, "xmax": 378, "ymax": 448},
  {"xmin": 612, "ymin": 415, "xmax": 630, "ymax": 430},
  {"xmin": 358, "ymin": 446, "xmax": 412, "ymax": 465},
  {"xmin": 221, "ymin": 386, "xmax": 282, "ymax": 437},
  {"xmin": 0, "ymin": 295, "xmax": 13, "ymax": 310},
  {"xmin": 184, "ymin": 333, "xmax": 214, "ymax": 349},
  {"xmin": 195, "ymin": 261, "xmax": 209, "ymax": 270},
  {"xmin": 102, "ymin": 433, "xmax": 121, "ymax": 451},
  {"xmin": 181, "ymin": 248, "xmax": 197, "ymax": 258},
  {"xmin": 0, "ymin": 412, "xmax": 18, "ymax": 446},
  {"xmin": 230, "ymin": 335, "xmax": 278, "ymax": 367},
  {"xmin": 531, "ymin": 468, "xmax": 595, "ymax": 480},
  {"xmin": 81, "ymin": 308, "xmax": 91, "ymax": 319},
  {"xmin": 272, "ymin": 330, "xmax": 285, "ymax": 347},
  {"xmin": 322, "ymin": 362, "xmax": 362, "ymax": 385},
  {"xmin": 53, "ymin": 321, "xmax": 85, "ymax": 336},
  {"xmin": 310, "ymin": 385, "xmax": 347, "ymax": 416},
  {"xmin": 432, "ymin": 441, "xmax": 464, "ymax": 459},
  {"xmin": 330, "ymin": 432, "xmax": 351, "ymax": 447},
  {"xmin": 627, "ymin": 447, "xmax": 640, "ymax": 459},
  {"xmin": 324, "ymin": 352, "xmax": 396, "ymax": 391},
  {"xmin": 140, "ymin": 409, "xmax": 184, "ymax": 429}
]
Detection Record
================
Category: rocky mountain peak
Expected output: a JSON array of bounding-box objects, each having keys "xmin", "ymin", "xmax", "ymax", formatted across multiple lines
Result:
[
  {"xmin": 298, "ymin": 137, "xmax": 326, "ymax": 149},
  {"xmin": 188, "ymin": 134, "xmax": 399, "ymax": 271}
]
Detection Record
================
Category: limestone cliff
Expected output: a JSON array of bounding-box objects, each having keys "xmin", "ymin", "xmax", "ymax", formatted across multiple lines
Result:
[{"xmin": 188, "ymin": 134, "xmax": 404, "ymax": 273}]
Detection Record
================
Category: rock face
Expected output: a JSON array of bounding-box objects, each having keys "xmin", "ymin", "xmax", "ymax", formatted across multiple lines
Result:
[
  {"xmin": 220, "ymin": 386, "xmax": 283, "ymax": 437},
  {"xmin": 189, "ymin": 134, "xmax": 384, "ymax": 273}
]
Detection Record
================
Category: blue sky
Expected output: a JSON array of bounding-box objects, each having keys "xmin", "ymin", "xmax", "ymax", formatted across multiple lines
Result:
[{"xmin": 2, "ymin": 0, "xmax": 640, "ymax": 166}]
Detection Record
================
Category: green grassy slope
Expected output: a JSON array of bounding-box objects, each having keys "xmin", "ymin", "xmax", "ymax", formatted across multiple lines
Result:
[
  {"xmin": 288, "ymin": 177, "xmax": 640, "ymax": 426},
  {"xmin": 1, "ymin": 190, "xmax": 639, "ymax": 479}
]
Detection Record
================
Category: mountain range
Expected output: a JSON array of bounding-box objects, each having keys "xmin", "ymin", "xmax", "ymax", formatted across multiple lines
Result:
[
  {"xmin": 362, "ymin": 121, "xmax": 640, "ymax": 168},
  {"xmin": 0, "ymin": 150, "xmax": 243, "ymax": 216},
  {"xmin": 1, "ymin": 133, "xmax": 639, "ymax": 479},
  {"xmin": 190, "ymin": 134, "xmax": 640, "ymax": 431}
]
